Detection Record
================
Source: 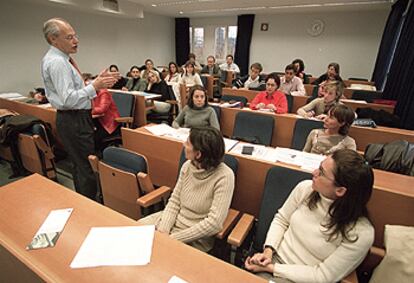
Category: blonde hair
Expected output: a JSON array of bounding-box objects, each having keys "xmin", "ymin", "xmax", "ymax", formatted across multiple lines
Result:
[{"xmin": 324, "ymin": 80, "xmax": 344, "ymax": 101}]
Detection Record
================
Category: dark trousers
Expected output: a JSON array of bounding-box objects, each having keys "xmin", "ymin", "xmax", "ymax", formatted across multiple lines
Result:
[{"xmin": 56, "ymin": 110, "xmax": 97, "ymax": 200}]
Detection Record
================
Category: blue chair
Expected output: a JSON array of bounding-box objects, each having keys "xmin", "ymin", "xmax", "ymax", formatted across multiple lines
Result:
[
  {"xmin": 88, "ymin": 147, "xmax": 167, "ymax": 220},
  {"xmin": 111, "ymin": 92, "xmax": 135, "ymax": 128},
  {"xmin": 232, "ymin": 112, "xmax": 274, "ymax": 146},
  {"xmin": 227, "ymin": 166, "xmax": 312, "ymax": 265},
  {"xmin": 285, "ymin": 93, "xmax": 294, "ymax": 113},
  {"xmin": 291, "ymin": 119, "xmax": 324, "ymax": 150}
]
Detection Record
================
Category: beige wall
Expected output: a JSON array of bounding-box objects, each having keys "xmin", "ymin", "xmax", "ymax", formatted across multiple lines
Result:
[{"xmin": 0, "ymin": 1, "xmax": 175, "ymax": 94}]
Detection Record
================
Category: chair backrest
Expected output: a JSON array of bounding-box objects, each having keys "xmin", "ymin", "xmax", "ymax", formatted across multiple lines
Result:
[
  {"xmin": 253, "ymin": 166, "xmax": 312, "ymax": 251},
  {"xmin": 221, "ymin": 95, "xmax": 248, "ymax": 107},
  {"xmin": 232, "ymin": 112, "xmax": 274, "ymax": 146},
  {"xmin": 348, "ymin": 77, "xmax": 368, "ymax": 82},
  {"xmin": 98, "ymin": 147, "xmax": 148, "ymax": 220},
  {"xmin": 200, "ymin": 75, "xmax": 208, "ymax": 88},
  {"xmin": 211, "ymin": 105, "xmax": 221, "ymax": 123},
  {"xmin": 285, "ymin": 94, "xmax": 293, "ymax": 113},
  {"xmin": 291, "ymin": 119, "xmax": 324, "ymax": 150},
  {"xmin": 112, "ymin": 92, "xmax": 135, "ymax": 118},
  {"xmin": 352, "ymin": 90, "xmax": 383, "ymax": 103}
]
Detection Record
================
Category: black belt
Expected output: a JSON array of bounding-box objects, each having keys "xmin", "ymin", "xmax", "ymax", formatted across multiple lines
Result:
[{"xmin": 57, "ymin": 109, "xmax": 91, "ymax": 113}]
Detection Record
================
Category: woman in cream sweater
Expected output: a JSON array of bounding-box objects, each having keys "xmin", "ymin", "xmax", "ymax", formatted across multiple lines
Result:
[
  {"xmin": 139, "ymin": 127, "xmax": 234, "ymax": 252},
  {"xmin": 245, "ymin": 149, "xmax": 374, "ymax": 283}
]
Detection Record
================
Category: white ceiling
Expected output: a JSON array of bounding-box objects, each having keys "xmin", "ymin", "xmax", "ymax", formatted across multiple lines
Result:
[
  {"xmin": 21, "ymin": 0, "xmax": 393, "ymax": 18},
  {"xmin": 131, "ymin": 0, "xmax": 393, "ymax": 17}
]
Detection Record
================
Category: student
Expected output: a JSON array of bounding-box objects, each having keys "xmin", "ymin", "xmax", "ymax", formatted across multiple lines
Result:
[
  {"xmin": 201, "ymin": 55, "xmax": 221, "ymax": 78},
  {"xmin": 164, "ymin": 62, "xmax": 181, "ymax": 83},
  {"xmin": 219, "ymin": 54, "xmax": 240, "ymax": 73},
  {"xmin": 173, "ymin": 85, "xmax": 219, "ymax": 130},
  {"xmin": 292, "ymin": 58, "xmax": 308, "ymax": 83},
  {"xmin": 139, "ymin": 126, "xmax": 234, "ymax": 253},
  {"xmin": 312, "ymin": 62, "xmax": 343, "ymax": 86},
  {"xmin": 83, "ymin": 73, "xmax": 120, "ymax": 152},
  {"xmin": 122, "ymin": 65, "xmax": 147, "ymax": 91},
  {"xmin": 146, "ymin": 70, "xmax": 171, "ymax": 114},
  {"xmin": 303, "ymin": 104, "xmax": 356, "ymax": 155},
  {"xmin": 141, "ymin": 59, "xmax": 159, "ymax": 80},
  {"xmin": 297, "ymin": 81, "xmax": 343, "ymax": 120},
  {"xmin": 184, "ymin": 53, "xmax": 202, "ymax": 73},
  {"xmin": 232, "ymin": 62, "xmax": 265, "ymax": 90},
  {"xmin": 250, "ymin": 74, "xmax": 288, "ymax": 114},
  {"xmin": 245, "ymin": 149, "xmax": 374, "ymax": 283},
  {"xmin": 109, "ymin": 64, "xmax": 128, "ymax": 90},
  {"xmin": 279, "ymin": 64, "xmax": 306, "ymax": 96},
  {"xmin": 179, "ymin": 61, "xmax": 203, "ymax": 90},
  {"xmin": 28, "ymin": 88, "xmax": 48, "ymax": 104}
]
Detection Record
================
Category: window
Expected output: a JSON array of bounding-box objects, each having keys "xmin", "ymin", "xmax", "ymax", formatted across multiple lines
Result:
[
  {"xmin": 190, "ymin": 27, "xmax": 204, "ymax": 62},
  {"xmin": 227, "ymin": 26, "xmax": 237, "ymax": 57},
  {"xmin": 214, "ymin": 27, "xmax": 226, "ymax": 60}
]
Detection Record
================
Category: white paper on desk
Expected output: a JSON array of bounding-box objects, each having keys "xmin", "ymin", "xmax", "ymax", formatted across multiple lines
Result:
[
  {"xmin": 274, "ymin": 147, "xmax": 303, "ymax": 166},
  {"xmin": 145, "ymin": 124, "xmax": 176, "ymax": 136},
  {"xmin": 230, "ymin": 143, "xmax": 278, "ymax": 162},
  {"xmin": 224, "ymin": 138, "xmax": 239, "ymax": 152},
  {"xmin": 165, "ymin": 127, "xmax": 190, "ymax": 142},
  {"xmin": 36, "ymin": 103, "xmax": 52, "ymax": 108},
  {"xmin": 298, "ymin": 152, "xmax": 326, "ymax": 172},
  {"xmin": 341, "ymin": 98, "xmax": 367, "ymax": 104},
  {"xmin": 70, "ymin": 225, "xmax": 155, "ymax": 268},
  {"xmin": 0, "ymin": 92, "xmax": 24, "ymax": 99},
  {"xmin": 168, "ymin": 276, "xmax": 189, "ymax": 283}
]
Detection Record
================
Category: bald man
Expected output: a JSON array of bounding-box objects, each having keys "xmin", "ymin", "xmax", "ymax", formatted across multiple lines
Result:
[{"xmin": 41, "ymin": 18, "xmax": 119, "ymax": 200}]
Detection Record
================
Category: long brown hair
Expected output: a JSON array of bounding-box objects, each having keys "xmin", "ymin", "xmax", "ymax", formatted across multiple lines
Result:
[{"xmin": 308, "ymin": 149, "xmax": 373, "ymax": 242}]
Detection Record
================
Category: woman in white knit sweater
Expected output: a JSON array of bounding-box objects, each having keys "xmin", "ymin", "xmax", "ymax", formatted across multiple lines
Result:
[
  {"xmin": 139, "ymin": 127, "xmax": 234, "ymax": 252},
  {"xmin": 245, "ymin": 149, "xmax": 374, "ymax": 283}
]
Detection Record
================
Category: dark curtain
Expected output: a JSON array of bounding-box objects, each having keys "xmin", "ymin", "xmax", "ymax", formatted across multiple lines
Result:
[
  {"xmin": 234, "ymin": 14, "xmax": 255, "ymax": 76},
  {"xmin": 383, "ymin": 1, "xmax": 414, "ymax": 130},
  {"xmin": 175, "ymin": 18, "xmax": 190, "ymax": 66},
  {"xmin": 371, "ymin": 0, "xmax": 408, "ymax": 89}
]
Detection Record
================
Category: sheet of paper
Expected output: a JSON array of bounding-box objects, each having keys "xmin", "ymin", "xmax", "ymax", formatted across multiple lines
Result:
[
  {"xmin": 164, "ymin": 127, "xmax": 190, "ymax": 141},
  {"xmin": 145, "ymin": 124, "xmax": 176, "ymax": 136},
  {"xmin": 341, "ymin": 98, "xmax": 367, "ymax": 104},
  {"xmin": 36, "ymin": 103, "xmax": 52, "ymax": 108},
  {"xmin": 26, "ymin": 208, "xmax": 73, "ymax": 250},
  {"xmin": 70, "ymin": 225, "xmax": 155, "ymax": 268},
  {"xmin": 273, "ymin": 147, "xmax": 303, "ymax": 166},
  {"xmin": 298, "ymin": 152, "xmax": 326, "ymax": 171},
  {"xmin": 230, "ymin": 143, "xmax": 278, "ymax": 162},
  {"xmin": 168, "ymin": 276, "xmax": 189, "ymax": 283},
  {"xmin": 0, "ymin": 92, "xmax": 24, "ymax": 99},
  {"xmin": 223, "ymin": 138, "xmax": 239, "ymax": 152}
]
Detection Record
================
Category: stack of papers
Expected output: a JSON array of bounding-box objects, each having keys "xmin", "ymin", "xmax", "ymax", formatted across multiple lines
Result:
[
  {"xmin": 145, "ymin": 124, "xmax": 190, "ymax": 142},
  {"xmin": 274, "ymin": 147, "xmax": 325, "ymax": 171},
  {"xmin": 71, "ymin": 225, "xmax": 155, "ymax": 268}
]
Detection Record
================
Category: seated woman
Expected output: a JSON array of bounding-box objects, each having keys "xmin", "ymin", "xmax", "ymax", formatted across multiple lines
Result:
[
  {"xmin": 250, "ymin": 73, "xmax": 288, "ymax": 114},
  {"xmin": 297, "ymin": 80, "xmax": 343, "ymax": 120},
  {"xmin": 83, "ymin": 73, "xmax": 120, "ymax": 152},
  {"xmin": 109, "ymin": 64, "xmax": 128, "ymax": 90},
  {"xmin": 303, "ymin": 104, "xmax": 356, "ymax": 155},
  {"xmin": 292, "ymin": 58, "xmax": 308, "ymax": 84},
  {"xmin": 146, "ymin": 70, "xmax": 171, "ymax": 114},
  {"xmin": 139, "ymin": 126, "xmax": 235, "ymax": 252},
  {"xmin": 123, "ymin": 65, "xmax": 147, "ymax": 91},
  {"xmin": 245, "ymin": 149, "xmax": 374, "ymax": 283},
  {"xmin": 164, "ymin": 62, "xmax": 181, "ymax": 84},
  {"xmin": 172, "ymin": 85, "xmax": 220, "ymax": 130},
  {"xmin": 179, "ymin": 61, "xmax": 203, "ymax": 91},
  {"xmin": 312, "ymin": 62, "xmax": 343, "ymax": 86},
  {"xmin": 28, "ymin": 87, "xmax": 48, "ymax": 104},
  {"xmin": 141, "ymin": 59, "xmax": 160, "ymax": 80}
]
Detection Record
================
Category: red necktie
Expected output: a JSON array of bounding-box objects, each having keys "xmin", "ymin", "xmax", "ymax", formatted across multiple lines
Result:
[{"xmin": 69, "ymin": 57, "xmax": 82, "ymax": 76}]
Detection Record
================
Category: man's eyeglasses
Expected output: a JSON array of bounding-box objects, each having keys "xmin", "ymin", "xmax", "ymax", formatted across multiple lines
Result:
[{"xmin": 64, "ymin": 34, "xmax": 78, "ymax": 41}]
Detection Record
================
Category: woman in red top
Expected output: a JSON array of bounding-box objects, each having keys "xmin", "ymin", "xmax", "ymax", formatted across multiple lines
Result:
[
  {"xmin": 249, "ymin": 73, "xmax": 288, "ymax": 114},
  {"xmin": 83, "ymin": 73, "xmax": 121, "ymax": 152}
]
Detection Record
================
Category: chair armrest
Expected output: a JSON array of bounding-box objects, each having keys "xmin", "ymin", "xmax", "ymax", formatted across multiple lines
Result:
[
  {"xmin": 33, "ymin": 135, "xmax": 54, "ymax": 160},
  {"xmin": 88, "ymin": 155, "xmax": 99, "ymax": 173},
  {"xmin": 341, "ymin": 271, "xmax": 358, "ymax": 283},
  {"xmin": 136, "ymin": 186, "xmax": 172, "ymax": 208},
  {"xmin": 137, "ymin": 172, "xmax": 155, "ymax": 194},
  {"xmin": 216, "ymin": 208, "xmax": 240, "ymax": 240},
  {"xmin": 115, "ymin": 117, "xmax": 133, "ymax": 123},
  {"xmin": 227, "ymin": 213, "xmax": 255, "ymax": 247}
]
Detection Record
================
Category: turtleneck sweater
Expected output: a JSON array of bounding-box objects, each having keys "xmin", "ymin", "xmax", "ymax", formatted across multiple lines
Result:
[
  {"xmin": 265, "ymin": 180, "xmax": 374, "ymax": 283},
  {"xmin": 172, "ymin": 105, "xmax": 220, "ymax": 130},
  {"xmin": 157, "ymin": 160, "xmax": 234, "ymax": 252}
]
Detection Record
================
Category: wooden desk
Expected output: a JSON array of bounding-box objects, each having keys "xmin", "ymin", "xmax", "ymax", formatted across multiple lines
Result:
[
  {"xmin": 217, "ymin": 107, "xmax": 414, "ymax": 151},
  {"xmin": 0, "ymin": 97, "xmax": 60, "ymax": 146},
  {"xmin": 0, "ymin": 174, "xmax": 264, "ymax": 283},
  {"xmin": 121, "ymin": 128, "xmax": 414, "ymax": 248}
]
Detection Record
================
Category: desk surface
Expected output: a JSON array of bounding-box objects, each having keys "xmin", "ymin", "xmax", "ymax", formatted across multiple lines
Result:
[
  {"xmin": 122, "ymin": 127, "xmax": 414, "ymax": 247},
  {"xmin": 0, "ymin": 174, "xmax": 264, "ymax": 283}
]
